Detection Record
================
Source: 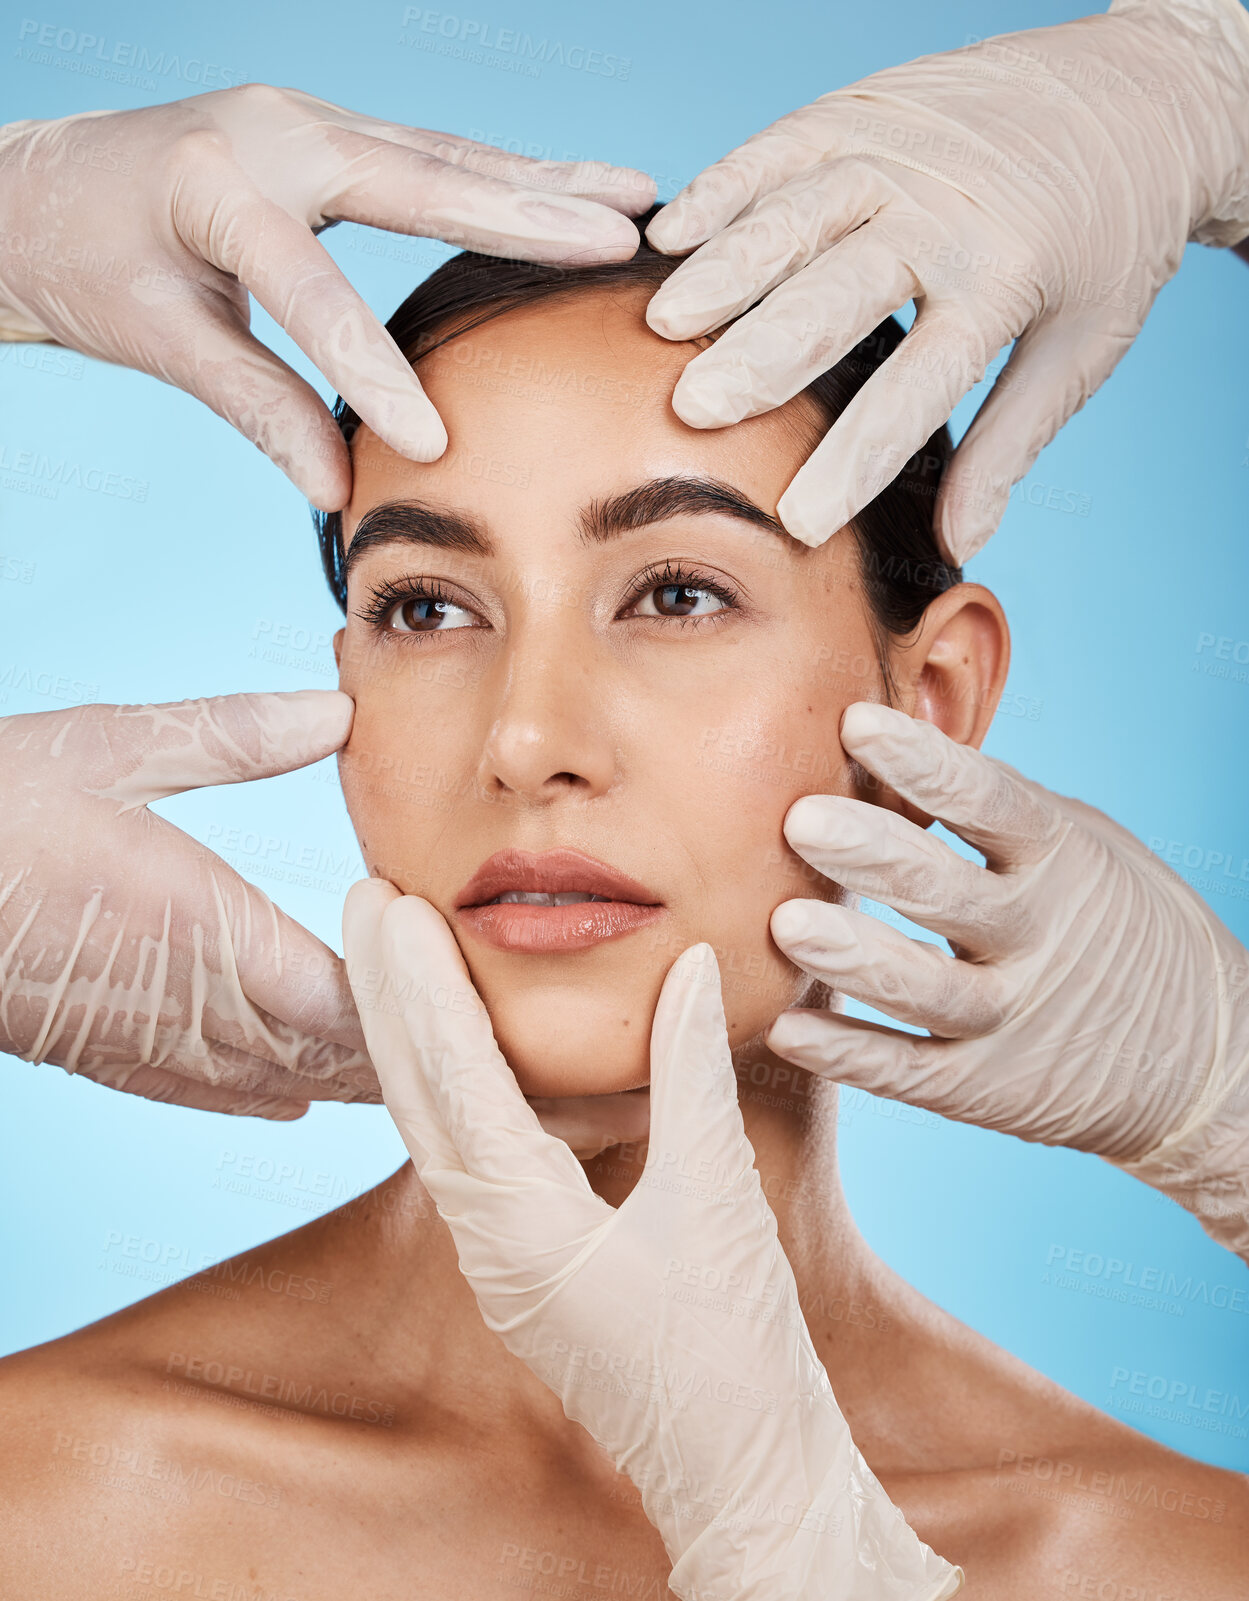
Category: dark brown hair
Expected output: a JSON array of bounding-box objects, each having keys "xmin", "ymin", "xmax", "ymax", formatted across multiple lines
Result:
[{"xmin": 313, "ymin": 208, "xmax": 959, "ymax": 643}]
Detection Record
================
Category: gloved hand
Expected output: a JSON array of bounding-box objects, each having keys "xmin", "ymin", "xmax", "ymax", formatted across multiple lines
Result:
[
  {"xmin": 343, "ymin": 877, "xmax": 960, "ymax": 1601},
  {"xmin": 0, "ymin": 86, "xmax": 654, "ymax": 510},
  {"xmin": 765, "ymin": 703, "xmax": 1249, "ymax": 1260},
  {"xmin": 1, "ymin": 689, "xmax": 381, "ymax": 1119},
  {"xmin": 644, "ymin": 0, "xmax": 1249, "ymax": 562}
]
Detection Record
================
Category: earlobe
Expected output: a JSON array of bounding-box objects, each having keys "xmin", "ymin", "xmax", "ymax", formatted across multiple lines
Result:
[{"xmin": 333, "ymin": 628, "xmax": 344, "ymax": 671}]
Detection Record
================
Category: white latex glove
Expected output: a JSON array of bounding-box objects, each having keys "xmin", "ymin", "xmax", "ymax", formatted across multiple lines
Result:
[
  {"xmin": 344, "ymin": 878, "xmax": 961, "ymax": 1601},
  {"xmin": 644, "ymin": 0, "xmax": 1249, "ymax": 562},
  {"xmin": 0, "ymin": 86, "xmax": 654, "ymax": 509},
  {"xmin": 1, "ymin": 690, "xmax": 381, "ymax": 1119},
  {"xmin": 765, "ymin": 704, "xmax": 1249, "ymax": 1260}
]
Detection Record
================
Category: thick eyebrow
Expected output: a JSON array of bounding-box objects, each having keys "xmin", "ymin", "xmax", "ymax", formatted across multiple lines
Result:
[
  {"xmin": 343, "ymin": 500, "xmax": 493, "ymax": 576},
  {"xmin": 342, "ymin": 475, "xmax": 786, "ymax": 578},
  {"xmin": 579, "ymin": 477, "xmax": 786, "ymax": 544}
]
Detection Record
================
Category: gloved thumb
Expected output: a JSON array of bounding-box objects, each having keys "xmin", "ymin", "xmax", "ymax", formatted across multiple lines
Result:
[
  {"xmin": 93, "ymin": 690, "xmax": 354, "ymax": 810},
  {"xmin": 342, "ymin": 877, "xmax": 456, "ymax": 1176},
  {"xmin": 643, "ymin": 943, "xmax": 756, "ymax": 1196}
]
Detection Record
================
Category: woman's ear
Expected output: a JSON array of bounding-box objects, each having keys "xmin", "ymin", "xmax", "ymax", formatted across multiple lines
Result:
[
  {"xmin": 900, "ymin": 582, "xmax": 1010, "ymax": 751},
  {"xmin": 868, "ymin": 583, "xmax": 1010, "ymax": 827},
  {"xmin": 333, "ymin": 628, "xmax": 344, "ymax": 670}
]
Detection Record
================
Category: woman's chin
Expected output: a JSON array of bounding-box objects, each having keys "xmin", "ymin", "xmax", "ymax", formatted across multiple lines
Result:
[
  {"xmin": 474, "ymin": 962, "xmax": 811, "ymax": 1098},
  {"xmin": 503, "ymin": 1042, "xmax": 652, "ymax": 1099},
  {"xmin": 474, "ymin": 974, "xmax": 659, "ymax": 1098}
]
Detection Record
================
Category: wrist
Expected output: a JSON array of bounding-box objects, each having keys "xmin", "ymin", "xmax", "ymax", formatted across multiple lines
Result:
[
  {"xmin": 662, "ymin": 1388, "xmax": 960, "ymax": 1601},
  {"xmin": 1114, "ymin": 942, "xmax": 1249, "ymax": 1259},
  {"xmin": 1114, "ymin": 1115, "xmax": 1249, "ymax": 1260},
  {"xmin": 1107, "ymin": 0, "xmax": 1249, "ymax": 245}
]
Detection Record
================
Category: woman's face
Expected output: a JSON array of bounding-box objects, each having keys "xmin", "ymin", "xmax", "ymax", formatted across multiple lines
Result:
[{"xmin": 336, "ymin": 288, "xmax": 976, "ymax": 1096}]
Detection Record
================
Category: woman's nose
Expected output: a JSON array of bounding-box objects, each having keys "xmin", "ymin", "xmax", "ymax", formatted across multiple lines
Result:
[{"xmin": 475, "ymin": 630, "xmax": 619, "ymax": 805}]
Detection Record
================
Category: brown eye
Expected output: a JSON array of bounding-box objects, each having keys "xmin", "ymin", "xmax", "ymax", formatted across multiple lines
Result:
[
  {"xmin": 388, "ymin": 596, "xmax": 474, "ymax": 634},
  {"xmin": 633, "ymin": 583, "xmax": 729, "ymax": 619}
]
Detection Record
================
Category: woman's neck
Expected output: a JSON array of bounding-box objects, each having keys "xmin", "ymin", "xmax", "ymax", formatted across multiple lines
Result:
[{"xmin": 293, "ymin": 1047, "xmax": 978, "ymax": 1475}]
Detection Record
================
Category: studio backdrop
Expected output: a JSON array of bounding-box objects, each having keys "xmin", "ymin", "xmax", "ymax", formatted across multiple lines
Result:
[{"xmin": 1, "ymin": 0, "xmax": 1246, "ymax": 1475}]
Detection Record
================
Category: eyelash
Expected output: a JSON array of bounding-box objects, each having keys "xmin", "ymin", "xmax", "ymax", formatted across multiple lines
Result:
[
  {"xmin": 620, "ymin": 559, "xmax": 740, "ymax": 624},
  {"xmin": 354, "ymin": 575, "xmax": 460, "ymax": 633},
  {"xmin": 354, "ymin": 561, "xmax": 741, "ymax": 638}
]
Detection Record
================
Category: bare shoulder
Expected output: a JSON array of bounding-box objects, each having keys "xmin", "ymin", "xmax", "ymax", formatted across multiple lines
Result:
[
  {"xmin": 0, "ymin": 1319, "xmax": 176, "ymax": 1597},
  {"xmin": 0, "ymin": 1233, "xmax": 349, "ymax": 1600},
  {"xmin": 895, "ymin": 1411, "xmax": 1249, "ymax": 1597}
]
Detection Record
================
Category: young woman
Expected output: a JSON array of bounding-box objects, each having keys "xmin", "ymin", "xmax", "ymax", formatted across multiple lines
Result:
[{"xmin": 1, "ymin": 229, "xmax": 1243, "ymax": 1600}]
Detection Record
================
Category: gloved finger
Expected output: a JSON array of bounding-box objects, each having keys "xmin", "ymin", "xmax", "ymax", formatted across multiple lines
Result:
[
  {"xmin": 779, "ymin": 795, "xmax": 1021, "ymax": 956},
  {"xmin": 645, "ymin": 158, "xmax": 894, "ymax": 339},
  {"xmin": 440, "ymin": 151, "xmax": 655, "ymax": 215},
  {"xmin": 839, "ymin": 703, "xmax": 1063, "ymax": 868},
  {"xmin": 645, "ymin": 112, "xmax": 842, "ymax": 254},
  {"xmin": 667, "ymin": 222, "xmax": 918, "ymax": 429},
  {"xmin": 777, "ymin": 305, "xmax": 1002, "ymax": 548},
  {"xmin": 765, "ymin": 1008, "xmax": 955, "ymax": 1112},
  {"xmin": 935, "ymin": 318, "xmax": 1116, "ymax": 566},
  {"xmin": 84, "ymin": 1060, "xmax": 310, "ymax": 1120},
  {"xmin": 152, "ymin": 299, "xmax": 353, "ymax": 511},
  {"xmin": 770, "ymin": 900, "xmax": 1003, "ymax": 1037},
  {"xmin": 378, "ymin": 893, "xmax": 585, "ymax": 1191},
  {"xmin": 178, "ymin": 163, "xmax": 447, "ymax": 465},
  {"xmin": 196, "ymin": 1008, "xmax": 379, "ymax": 1101},
  {"xmin": 289, "ymin": 95, "xmax": 657, "ymax": 215},
  {"xmin": 527, "ymin": 1088, "xmax": 652, "ymax": 1159},
  {"xmin": 200, "ymin": 863, "xmax": 369, "ymax": 1055},
  {"xmin": 317, "ymin": 125, "xmax": 646, "ymax": 268},
  {"xmin": 423, "ymin": 148, "xmax": 654, "ymax": 215},
  {"xmin": 37, "ymin": 811, "xmax": 376, "ymax": 1089},
  {"xmin": 343, "ymin": 877, "xmax": 457, "ymax": 1174},
  {"xmin": 253, "ymin": 1055, "xmax": 380, "ymax": 1103},
  {"xmin": 71, "ymin": 1028, "xmax": 372, "ymax": 1104},
  {"xmin": 640, "ymin": 944, "xmax": 756, "ymax": 1199},
  {"xmin": 94, "ymin": 690, "xmax": 352, "ymax": 808}
]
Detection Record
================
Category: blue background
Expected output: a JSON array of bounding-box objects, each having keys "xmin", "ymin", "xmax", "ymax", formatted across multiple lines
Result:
[{"xmin": 1, "ymin": 0, "xmax": 1246, "ymax": 1473}]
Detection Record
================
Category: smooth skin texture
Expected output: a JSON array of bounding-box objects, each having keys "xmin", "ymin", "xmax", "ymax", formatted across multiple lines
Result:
[
  {"xmin": 334, "ymin": 287, "xmax": 1007, "ymax": 1100},
  {"xmin": 0, "ymin": 291, "xmax": 1244, "ymax": 1598}
]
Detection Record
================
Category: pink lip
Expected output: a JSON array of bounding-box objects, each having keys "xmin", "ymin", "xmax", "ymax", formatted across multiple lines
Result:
[{"xmin": 455, "ymin": 848, "xmax": 665, "ymax": 954}]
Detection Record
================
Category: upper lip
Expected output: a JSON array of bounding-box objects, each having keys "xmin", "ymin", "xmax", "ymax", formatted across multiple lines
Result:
[{"xmin": 455, "ymin": 848, "xmax": 662, "ymax": 910}]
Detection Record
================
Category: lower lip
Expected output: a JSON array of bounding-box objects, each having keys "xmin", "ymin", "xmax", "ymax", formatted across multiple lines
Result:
[{"xmin": 456, "ymin": 900, "xmax": 664, "ymax": 953}]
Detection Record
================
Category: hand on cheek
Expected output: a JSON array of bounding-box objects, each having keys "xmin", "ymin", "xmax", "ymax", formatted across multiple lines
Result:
[{"xmin": 767, "ymin": 584, "xmax": 1010, "ymax": 992}]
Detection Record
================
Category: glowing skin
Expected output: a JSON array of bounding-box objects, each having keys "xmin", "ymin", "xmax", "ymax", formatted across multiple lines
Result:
[{"xmin": 335, "ymin": 285, "xmax": 1009, "ymax": 1098}]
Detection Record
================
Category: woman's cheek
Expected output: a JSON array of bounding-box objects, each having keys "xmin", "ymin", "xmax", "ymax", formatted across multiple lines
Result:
[
  {"xmin": 336, "ymin": 662, "xmax": 470, "ymax": 896},
  {"xmin": 678, "ymin": 691, "xmax": 853, "ymax": 1041},
  {"xmin": 713, "ymin": 879, "xmax": 816, "ymax": 1045},
  {"xmin": 665, "ymin": 804, "xmax": 819, "ymax": 1045}
]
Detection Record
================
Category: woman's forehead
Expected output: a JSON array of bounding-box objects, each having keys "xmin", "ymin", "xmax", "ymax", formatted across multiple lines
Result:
[{"xmin": 346, "ymin": 289, "xmax": 824, "ymax": 539}]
